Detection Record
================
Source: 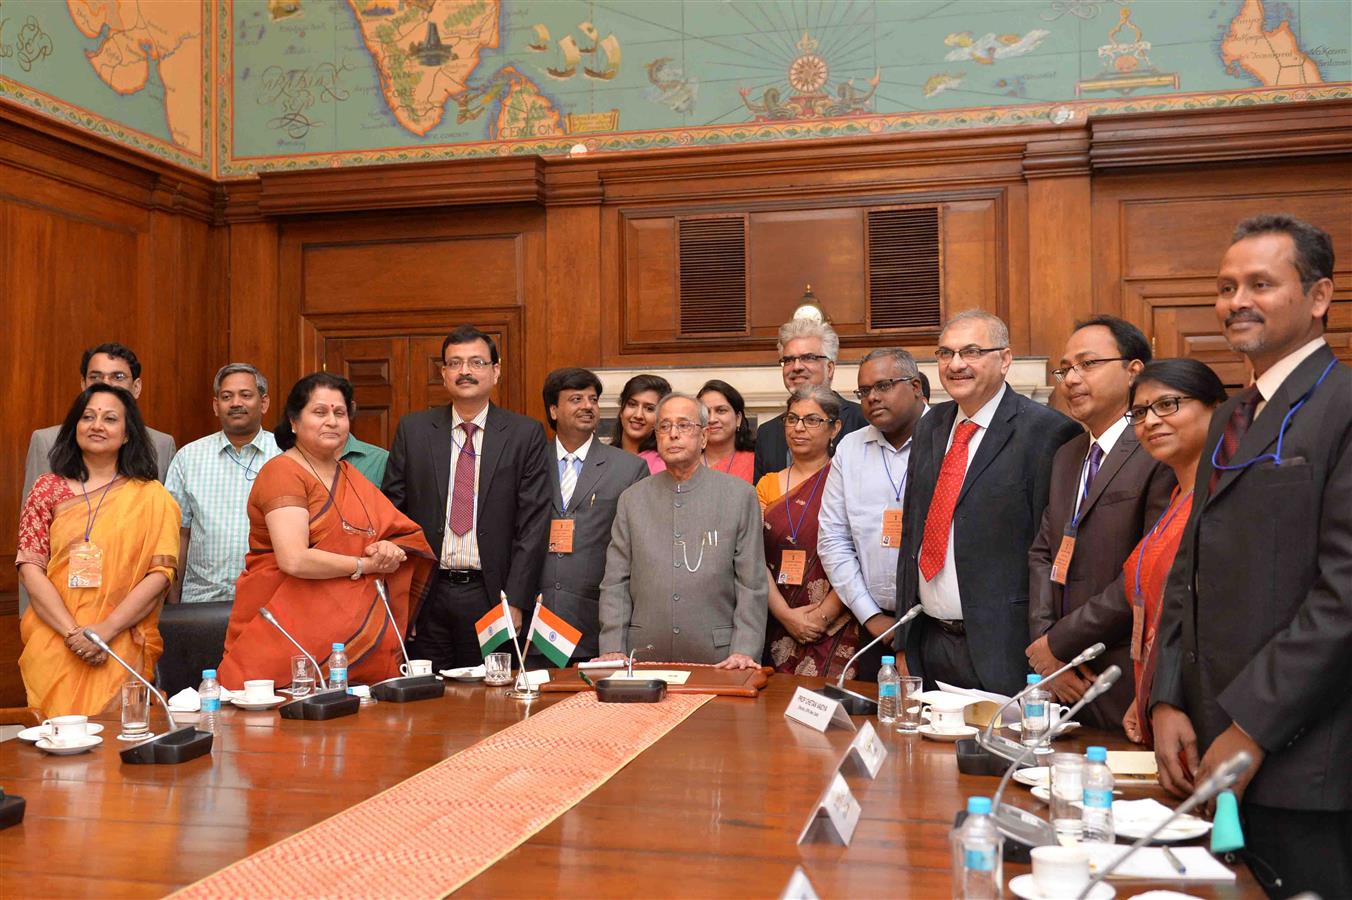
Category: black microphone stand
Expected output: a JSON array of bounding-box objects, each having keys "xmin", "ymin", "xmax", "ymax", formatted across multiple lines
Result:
[
  {"xmin": 817, "ymin": 605, "xmax": 923, "ymax": 714},
  {"xmin": 369, "ymin": 579, "xmax": 445, "ymax": 702}
]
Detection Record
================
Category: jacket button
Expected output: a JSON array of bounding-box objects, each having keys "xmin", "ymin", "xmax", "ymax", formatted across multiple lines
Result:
[
  {"xmin": 1186, "ymin": 651, "xmax": 1198, "ymax": 664},
  {"xmin": 673, "ymin": 627, "xmax": 680, "ymax": 634},
  {"xmin": 673, "ymin": 594, "xmax": 680, "ymax": 601},
  {"xmin": 555, "ymin": 582, "xmax": 562, "ymax": 589}
]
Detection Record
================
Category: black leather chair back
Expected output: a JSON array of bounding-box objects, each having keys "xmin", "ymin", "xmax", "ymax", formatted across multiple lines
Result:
[{"xmin": 155, "ymin": 601, "xmax": 232, "ymax": 697}]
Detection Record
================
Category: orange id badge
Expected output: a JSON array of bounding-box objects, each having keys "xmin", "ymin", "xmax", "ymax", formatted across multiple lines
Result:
[
  {"xmin": 881, "ymin": 509, "xmax": 904, "ymax": 548},
  {"xmin": 548, "ymin": 519, "xmax": 575, "ymax": 554},
  {"xmin": 1050, "ymin": 532, "xmax": 1076, "ymax": 585},
  {"xmin": 68, "ymin": 541, "xmax": 104, "ymax": 589},
  {"xmin": 778, "ymin": 549, "xmax": 807, "ymax": 585}
]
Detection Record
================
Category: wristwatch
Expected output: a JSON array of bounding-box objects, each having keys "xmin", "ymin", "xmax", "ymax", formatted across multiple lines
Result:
[{"xmin": 351, "ymin": 556, "xmax": 364, "ymax": 580}]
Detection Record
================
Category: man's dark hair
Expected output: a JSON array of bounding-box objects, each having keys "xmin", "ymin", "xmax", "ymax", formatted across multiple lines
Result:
[
  {"xmin": 1128, "ymin": 358, "xmax": 1227, "ymax": 410},
  {"xmin": 441, "ymin": 325, "xmax": 499, "ymax": 364},
  {"xmin": 1073, "ymin": 314, "xmax": 1152, "ymax": 364},
  {"xmin": 80, "ymin": 343, "xmax": 141, "ymax": 380},
  {"xmin": 1232, "ymin": 214, "xmax": 1335, "ymax": 292},
  {"xmin": 697, "ymin": 379, "xmax": 756, "ymax": 452},
  {"xmin": 48, "ymin": 385, "xmax": 158, "ymax": 481},
  {"xmin": 542, "ymin": 367, "xmax": 603, "ymax": 430},
  {"xmin": 916, "ymin": 371, "xmax": 931, "ymax": 402},
  {"xmin": 274, "ymin": 372, "xmax": 356, "ymax": 451}
]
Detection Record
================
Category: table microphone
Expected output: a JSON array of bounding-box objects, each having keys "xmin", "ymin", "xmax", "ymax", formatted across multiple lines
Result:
[
  {"xmin": 977, "ymin": 642, "xmax": 1107, "ymax": 765},
  {"xmin": 369, "ymin": 578, "xmax": 445, "ymax": 703},
  {"xmin": 1076, "ymin": 750, "xmax": 1254, "ymax": 899},
  {"xmin": 818, "ymin": 604, "xmax": 923, "ymax": 714},
  {"xmin": 260, "ymin": 609, "xmax": 359, "ymax": 720},
  {"xmin": 260, "ymin": 608, "xmax": 328, "ymax": 690},
  {"xmin": 82, "ymin": 628, "xmax": 213, "ymax": 765}
]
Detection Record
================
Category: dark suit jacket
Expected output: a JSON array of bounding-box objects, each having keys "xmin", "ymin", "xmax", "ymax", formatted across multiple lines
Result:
[
  {"xmin": 1028, "ymin": 428, "xmax": 1176, "ymax": 730},
  {"xmin": 539, "ymin": 439, "xmax": 649, "ymax": 658},
  {"xmin": 1151, "ymin": 345, "xmax": 1352, "ymax": 812},
  {"xmin": 753, "ymin": 391, "xmax": 868, "ymax": 482},
  {"xmin": 895, "ymin": 387, "xmax": 1082, "ymax": 696},
  {"xmin": 382, "ymin": 403, "xmax": 551, "ymax": 613}
]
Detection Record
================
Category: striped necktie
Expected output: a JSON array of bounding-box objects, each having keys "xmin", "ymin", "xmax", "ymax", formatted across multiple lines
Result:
[{"xmin": 559, "ymin": 454, "xmax": 580, "ymax": 510}]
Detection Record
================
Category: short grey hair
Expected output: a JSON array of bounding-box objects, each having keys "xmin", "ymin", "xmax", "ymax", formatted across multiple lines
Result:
[
  {"xmin": 656, "ymin": 391, "xmax": 709, "ymax": 427},
  {"xmin": 787, "ymin": 384, "xmax": 841, "ymax": 421},
  {"xmin": 941, "ymin": 309, "xmax": 1010, "ymax": 349},
  {"xmin": 213, "ymin": 363, "xmax": 269, "ymax": 396},
  {"xmin": 859, "ymin": 347, "xmax": 920, "ymax": 379},
  {"xmin": 777, "ymin": 317, "xmax": 841, "ymax": 362}
]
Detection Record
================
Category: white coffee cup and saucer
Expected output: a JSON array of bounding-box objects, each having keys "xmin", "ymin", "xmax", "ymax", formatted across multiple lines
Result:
[
  {"xmin": 400, "ymin": 659, "xmax": 434, "ymax": 677},
  {"xmin": 1009, "ymin": 845, "xmax": 1114, "ymax": 899},
  {"xmin": 33, "ymin": 715, "xmax": 104, "ymax": 756},
  {"xmin": 230, "ymin": 679, "xmax": 286, "ymax": 710},
  {"xmin": 18, "ymin": 719, "xmax": 104, "ymax": 744},
  {"xmin": 918, "ymin": 705, "xmax": 978, "ymax": 741}
]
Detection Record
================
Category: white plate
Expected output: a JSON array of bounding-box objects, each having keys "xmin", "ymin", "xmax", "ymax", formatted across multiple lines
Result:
[
  {"xmin": 229, "ymin": 695, "xmax": 287, "ymax": 710},
  {"xmin": 35, "ymin": 735, "xmax": 103, "ymax": 756},
  {"xmin": 17, "ymin": 723, "xmax": 104, "ymax": 743},
  {"xmin": 1115, "ymin": 815, "xmax": 1212, "ymax": 842},
  {"xmin": 1009, "ymin": 873, "xmax": 1113, "ymax": 900},
  {"xmin": 918, "ymin": 723, "xmax": 978, "ymax": 742},
  {"xmin": 1013, "ymin": 766, "xmax": 1053, "ymax": 788},
  {"xmin": 1008, "ymin": 720, "xmax": 1081, "ymax": 738},
  {"xmin": 440, "ymin": 666, "xmax": 485, "ymax": 683},
  {"xmin": 1030, "ymin": 785, "xmax": 1122, "ymax": 804}
]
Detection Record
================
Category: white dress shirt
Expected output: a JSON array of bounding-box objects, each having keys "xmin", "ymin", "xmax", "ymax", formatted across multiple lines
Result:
[
  {"xmin": 440, "ymin": 404, "xmax": 489, "ymax": 570},
  {"xmin": 918, "ymin": 383, "xmax": 1007, "ymax": 620},
  {"xmin": 555, "ymin": 434, "xmax": 594, "ymax": 511},
  {"xmin": 1254, "ymin": 337, "xmax": 1327, "ymax": 419}
]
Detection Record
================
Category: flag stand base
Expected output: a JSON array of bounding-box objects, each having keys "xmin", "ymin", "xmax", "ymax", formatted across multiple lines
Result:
[{"xmin": 506, "ymin": 687, "xmax": 540, "ymax": 701}]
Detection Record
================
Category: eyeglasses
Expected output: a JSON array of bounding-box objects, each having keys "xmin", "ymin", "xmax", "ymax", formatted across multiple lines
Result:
[
  {"xmin": 784, "ymin": 413, "xmax": 836, "ymax": 430},
  {"xmin": 443, "ymin": 357, "xmax": 492, "ymax": 372},
  {"xmin": 86, "ymin": 371, "xmax": 132, "ymax": 384},
  {"xmin": 1125, "ymin": 395, "xmax": 1198, "ymax": 424},
  {"xmin": 1051, "ymin": 357, "xmax": 1128, "ymax": 381},
  {"xmin": 854, "ymin": 377, "xmax": 916, "ymax": 400},
  {"xmin": 779, "ymin": 353, "xmax": 830, "ymax": 367},
  {"xmin": 656, "ymin": 421, "xmax": 703, "ymax": 436},
  {"xmin": 935, "ymin": 346, "xmax": 1006, "ymax": 364}
]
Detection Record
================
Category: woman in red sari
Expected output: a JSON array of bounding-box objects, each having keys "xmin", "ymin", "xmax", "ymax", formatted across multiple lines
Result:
[
  {"xmin": 219, "ymin": 373, "xmax": 433, "ymax": 690},
  {"xmin": 1119, "ymin": 359, "xmax": 1226, "ymax": 746},
  {"xmin": 756, "ymin": 386, "xmax": 858, "ymax": 677}
]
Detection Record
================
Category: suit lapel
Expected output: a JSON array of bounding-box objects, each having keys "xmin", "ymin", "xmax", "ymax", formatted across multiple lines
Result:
[
  {"xmin": 1077, "ymin": 426, "xmax": 1134, "ymax": 518},
  {"xmin": 929, "ymin": 403, "xmax": 956, "ymax": 489},
  {"xmin": 477, "ymin": 404, "xmax": 507, "ymax": 512},
  {"xmin": 547, "ymin": 448, "xmax": 565, "ymax": 514},
  {"xmin": 567, "ymin": 447, "xmax": 607, "ymax": 514},
  {"xmin": 428, "ymin": 406, "xmax": 453, "ymax": 509},
  {"xmin": 957, "ymin": 389, "xmax": 1017, "ymax": 505}
]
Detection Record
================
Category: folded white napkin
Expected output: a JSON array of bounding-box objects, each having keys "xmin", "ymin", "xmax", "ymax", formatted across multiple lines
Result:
[{"xmin": 167, "ymin": 686, "xmax": 235, "ymax": 711}]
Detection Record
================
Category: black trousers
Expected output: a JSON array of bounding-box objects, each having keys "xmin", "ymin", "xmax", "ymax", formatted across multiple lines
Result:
[
  {"xmin": 913, "ymin": 617, "xmax": 982, "ymax": 692},
  {"xmin": 408, "ymin": 571, "xmax": 491, "ymax": 671},
  {"xmin": 1242, "ymin": 803, "xmax": 1352, "ymax": 899}
]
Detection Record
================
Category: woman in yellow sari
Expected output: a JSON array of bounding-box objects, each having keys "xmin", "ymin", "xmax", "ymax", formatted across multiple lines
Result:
[{"xmin": 17, "ymin": 385, "xmax": 180, "ymax": 717}]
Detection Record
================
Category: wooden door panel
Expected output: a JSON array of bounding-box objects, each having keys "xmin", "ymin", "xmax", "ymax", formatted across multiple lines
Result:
[{"xmin": 324, "ymin": 337, "xmax": 408, "ymax": 448}]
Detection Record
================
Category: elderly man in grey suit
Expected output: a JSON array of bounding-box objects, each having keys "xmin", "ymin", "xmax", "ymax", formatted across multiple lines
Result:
[
  {"xmin": 598, "ymin": 393, "xmax": 767, "ymax": 668},
  {"xmin": 536, "ymin": 368, "xmax": 649, "ymax": 663}
]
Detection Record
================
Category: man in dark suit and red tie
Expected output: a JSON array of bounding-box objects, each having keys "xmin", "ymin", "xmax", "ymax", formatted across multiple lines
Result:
[
  {"xmin": 383, "ymin": 325, "xmax": 551, "ymax": 670},
  {"xmin": 1149, "ymin": 216, "xmax": 1351, "ymax": 899},
  {"xmin": 895, "ymin": 310, "xmax": 1081, "ymax": 696}
]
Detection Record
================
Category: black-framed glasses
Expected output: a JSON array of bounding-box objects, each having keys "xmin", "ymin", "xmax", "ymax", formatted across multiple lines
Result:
[
  {"xmin": 656, "ymin": 420, "xmax": 703, "ymax": 436},
  {"xmin": 854, "ymin": 377, "xmax": 916, "ymax": 400},
  {"xmin": 85, "ymin": 371, "xmax": 132, "ymax": 384},
  {"xmin": 1125, "ymin": 395, "xmax": 1197, "ymax": 424},
  {"xmin": 784, "ymin": 413, "xmax": 836, "ymax": 430},
  {"xmin": 935, "ymin": 346, "xmax": 1006, "ymax": 364},
  {"xmin": 779, "ymin": 353, "xmax": 830, "ymax": 367},
  {"xmin": 443, "ymin": 357, "xmax": 492, "ymax": 372},
  {"xmin": 1052, "ymin": 357, "xmax": 1128, "ymax": 381}
]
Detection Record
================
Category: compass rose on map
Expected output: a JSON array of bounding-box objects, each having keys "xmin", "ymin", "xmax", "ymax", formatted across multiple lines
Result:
[
  {"xmin": 788, "ymin": 32, "xmax": 829, "ymax": 94},
  {"xmin": 739, "ymin": 28, "xmax": 879, "ymax": 121}
]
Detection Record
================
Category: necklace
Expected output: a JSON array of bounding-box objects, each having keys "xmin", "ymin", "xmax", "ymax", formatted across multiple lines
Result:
[
  {"xmin": 703, "ymin": 447, "xmax": 737, "ymax": 473},
  {"xmin": 295, "ymin": 448, "xmax": 376, "ymax": 537}
]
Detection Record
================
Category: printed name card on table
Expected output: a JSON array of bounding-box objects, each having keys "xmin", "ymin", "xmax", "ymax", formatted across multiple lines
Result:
[
  {"xmin": 779, "ymin": 866, "xmax": 820, "ymax": 900},
  {"xmin": 838, "ymin": 720, "xmax": 886, "ymax": 779},
  {"xmin": 797, "ymin": 771, "xmax": 861, "ymax": 846},
  {"xmin": 784, "ymin": 686, "xmax": 856, "ymax": 732}
]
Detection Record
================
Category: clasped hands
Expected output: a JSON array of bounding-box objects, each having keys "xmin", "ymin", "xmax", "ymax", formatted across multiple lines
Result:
[
  {"xmin": 361, "ymin": 540, "xmax": 407, "ymax": 574},
  {"xmin": 1151, "ymin": 704, "xmax": 1265, "ymax": 812},
  {"xmin": 1025, "ymin": 634, "xmax": 1096, "ymax": 703},
  {"xmin": 65, "ymin": 622, "xmax": 108, "ymax": 666}
]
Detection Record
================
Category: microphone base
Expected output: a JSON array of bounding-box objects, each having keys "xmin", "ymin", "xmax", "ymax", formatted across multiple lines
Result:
[
  {"xmin": 955, "ymin": 738, "xmax": 1020, "ymax": 777},
  {"xmin": 119, "ymin": 726, "xmax": 213, "ymax": 765},
  {"xmin": 370, "ymin": 675, "xmax": 446, "ymax": 703},
  {"xmin": 817, "ymin": 684, "xmax": 877, "ymax": 715},
  {"xmin": 953, "ymin": 803, "xmax": 1057, "ymax": 864},
  {"xmin": 278, "ymin": 690, "xmax": 360, "ymax": 720},
  {"xmin": 0, "ymin": 793, "xmax": 26, "ymax": 830}
]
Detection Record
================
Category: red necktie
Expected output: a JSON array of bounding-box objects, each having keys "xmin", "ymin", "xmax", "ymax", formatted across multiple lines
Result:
[
  {"xmin": 919, "ymin": 420, "xmax": 979, "ymax": 581},
  {"xmin": 449, "ymin": 422, "xmax": 478, "ymax": 536},
  {"xmin": 1210, "ymin": 386, "xmax": 1260, "ymax": 491}
]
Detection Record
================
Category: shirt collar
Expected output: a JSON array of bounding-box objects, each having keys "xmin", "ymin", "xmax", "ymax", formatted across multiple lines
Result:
[
  {"xmin": 960, "ymin": 382, "xmax": 1007, "ymax": 431},
  {"xmin": 1255, "ymin": 338, "xmax": 1327, "ymax": 403},
  {"xmin": 451, "ymin": 404, "xmax": 490, "ymax": 431},
  {"xmin": 1091, "ymin": 415, "xmax": 1130, "ymax": 457},
  {"xmin": 861, "ymin": 404, "xmax": 927, "ymax": 452},
  {"xmin": 556, "ymin": 434, "xmax": 594, "ymax": 463},
  {"xmin": 216, "ymin": 429, "xmax": 269, "ymax": 455}
]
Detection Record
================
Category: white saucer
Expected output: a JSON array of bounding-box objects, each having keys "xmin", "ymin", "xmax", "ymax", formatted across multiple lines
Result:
[
  {"xmin": 1008, "ymin": 720, "xmax": 1081, "ymax": 738},
  {"xmin": 17, "ymin": 723, "xmax": 103, "ymax": 743},
  {"xmin": 1013, "ymin": 766, "xmax": 1053, "ymax": 788},
  {"xmin": 1031, "ymin": 785, "xmax": 1122, "ymax": 804},
  {"xmin": 229, "ymin": 695, "xmax": 287, "ymax": 710},
  {"xmin": 1009, "ymin": 873, "xmax": 1113, "ymax": 900},
  {"xmin": 1115, "ymin": 815, "xmax": 1211, "ymax": 842},
  {"xmin": 918, "ymin": 723, "xmax": 978, "ymax": 742},
  {"xmin": 440, "ymin": 666, "xmax": 486, "ymax": 683},
  {"xmin": 35, "ymin": 735, "xmax": 103, "ymax": 755}
]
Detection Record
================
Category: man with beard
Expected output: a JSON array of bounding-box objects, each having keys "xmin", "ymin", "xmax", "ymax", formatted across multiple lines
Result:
[
  {"xmin": 535, "ymin": 368, "xmax": 648, "ymax": 663},
  {"xmin": 164, "ymin": 363, "xmax": 281, "ymax": 604},
  {"xmin": 383, "ymin": 325, "xmax": 551, "ymax": 670}
]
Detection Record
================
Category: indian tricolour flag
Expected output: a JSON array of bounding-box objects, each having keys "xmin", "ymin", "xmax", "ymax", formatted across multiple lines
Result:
[
  {"xmin": 524, "ymin": 599, "xmax": 581, "ymax": 668},
  {"xmin": 475, "ymin": 599, "xmax": 515, "ymax": 657}
]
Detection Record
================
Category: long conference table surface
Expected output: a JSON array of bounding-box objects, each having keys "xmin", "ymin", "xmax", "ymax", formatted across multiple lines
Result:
[{"xmin": 1, "ymin": 673, "xmax": 1259, "ymax": 898}]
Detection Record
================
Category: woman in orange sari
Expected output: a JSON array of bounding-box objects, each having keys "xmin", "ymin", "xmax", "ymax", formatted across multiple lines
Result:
[
  {"xmin": 17, "ymin": 385, "xmax": 180, "ymax": 717},
  {"xmin": 220, "ymin": 373, "xmax": 433, "ymax": 690}
]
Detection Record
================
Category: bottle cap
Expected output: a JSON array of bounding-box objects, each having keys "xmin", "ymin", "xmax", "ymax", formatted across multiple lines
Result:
[
  {"xmin": 1211, "ymin": 790, "xmax": 1245, "ymax": 853},
  {"xmin": 967, "ymin": 797, "xmax": 992, "ymax": 815},
  {"xmin": 1027, "ymin": 673, "xmax": 1042, "ymax": 684},
  {"xmin": 332, "ymin": 643, "xmax": 344, "ymax": 651},
  {"xmin": 1086, "ymin": 746, "xmax": 1107, "ymax": 762},
  {"xmin": 202, "ymin": 669, "xmax": 216, "ymax": 679},
  {"xmin": 881, "ymin": 655, "xmax": 895, "ymax": 665}
]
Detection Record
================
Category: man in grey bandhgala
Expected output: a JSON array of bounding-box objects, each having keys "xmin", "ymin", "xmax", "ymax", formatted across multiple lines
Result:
[{"xmin": 598, "ymin": 393, "xmax": 768, "ymax": 667}]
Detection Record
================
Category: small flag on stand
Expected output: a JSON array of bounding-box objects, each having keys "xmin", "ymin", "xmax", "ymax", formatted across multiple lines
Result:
[
  {"xmin": 475, "ymin": 598, "xmax": 516, "ymax": 657},
  {"xmin": 524, "ymin": 598, "xmax": 581, "ymax": 668}
]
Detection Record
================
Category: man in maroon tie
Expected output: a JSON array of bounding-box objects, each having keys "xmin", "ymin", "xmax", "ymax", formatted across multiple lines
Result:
[
  {"xmin": 894, "ymin": 310, "xmax": 1080, "ymax": 695},
  {"xmin": 383, "ymin": 325, "xmax": 551, "ymax": 669}
]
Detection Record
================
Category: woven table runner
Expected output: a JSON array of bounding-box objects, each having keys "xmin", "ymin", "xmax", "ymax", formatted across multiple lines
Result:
[{"xmin": 174, "ymin": 692, "xmax": 714, "ymax": 899}]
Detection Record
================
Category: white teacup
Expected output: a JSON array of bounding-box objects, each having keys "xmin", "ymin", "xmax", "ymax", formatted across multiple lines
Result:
[
  {"xmin": 1030, "ymin": 844, "xmax": 1090, "ymax": 897},
  {"xmin": 929, "ymin": 706, "xmax": 968, "ymax": 732},
  {"xmin": 242, "ymin": 679, "xmax": 275, "ymax": 703},
  {"xmin": 400, "ymin": 659, "xmax": 433, "ymax": 677},
  {"xmin": 43, "ymin": 715, "xmax": 89, "ymax": 746}
]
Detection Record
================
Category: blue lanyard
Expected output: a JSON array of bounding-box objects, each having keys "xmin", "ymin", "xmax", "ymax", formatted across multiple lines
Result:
[
  {"xmin": 876, "ymin": 442, "xmax": 905, "ymax": 502},
  {"xmin": 225, "ymin": 442, "xmax": 261, "ymax": 481},
  {"xmin": 80, "ymin": 477, "xmax": 116, "ymax": 541},
  {"xmin": 785, "ymin": 466, "xmax": 827, "ymax": 546},
  {"xmin": 1133, "ymin": 489, "xmax": 1193, "ymax": 598},
  {"xmin": 1209, "ymin": 358, "xmax": 1336, "ymax": 474}
]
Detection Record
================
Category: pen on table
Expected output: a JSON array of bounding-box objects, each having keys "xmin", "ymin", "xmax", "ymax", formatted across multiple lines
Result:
[{"xmin": 1162, "ymin": 845, "xmax": 1187, "ymax": 875}]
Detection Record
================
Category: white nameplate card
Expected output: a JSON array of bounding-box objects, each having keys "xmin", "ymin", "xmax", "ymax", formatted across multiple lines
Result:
[
  {"xmin": 604, "ymin": 670, "xmax": 691, "ymax": 685},
  {"xmin": 779, "ymin": 866, "xmax": 820, "ymax": 900},
  {"xmin": 521, "ymin": 670, "xmax": 551, "ymax": 687},
  {"xmin": 797, "ymin": 772, "xmax": 861, "ymax": 846},
  {"xmin": 838, "ymin": 720, "xmax": 886, "ymax": 779},
  {"xmin": 784, "ymin": 686, "xmax": 856, "ymax": 732}
]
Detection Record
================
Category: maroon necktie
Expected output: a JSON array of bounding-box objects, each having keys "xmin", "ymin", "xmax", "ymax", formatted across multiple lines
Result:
[
  {"xmin": 448, "ymin": 422, "xmax": 478, "ymax": 536},
  {"xmin": 1210, "ymin": 386, "xmax": 1260, "ymax": 491},
  {"xmin": 919, "ymin": 420, "xmax": 979, "ymax": 581}
]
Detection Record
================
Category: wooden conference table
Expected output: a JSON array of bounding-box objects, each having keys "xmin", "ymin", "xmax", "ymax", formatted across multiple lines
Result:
[{"xmin": 1, "ymin": 674, "xmax": 1258, "ymax": 898}]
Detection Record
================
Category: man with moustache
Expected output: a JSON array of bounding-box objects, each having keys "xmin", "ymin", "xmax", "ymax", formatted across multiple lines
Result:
[
  {"xmin": 383, "ymin": 325, "xmax": 551, "ymax": 670},
  {"xmin": 1150, "ymin": 216, "xmax": 1351, "ymax": 897},
  {"xmin": 895, "ymin": 310, "xmax": 1081, "ymax": 695},
  {"xmin": 536, "ymin": 367, "xmax": 648, "ymax": 662},
  {"xmin": 818, "ymin": 348, "xmax": 928, "ymax": 680},
  {"xmin": 1027, "ymin": 317, "xmax": 1175, "ymax": 731},
  {"xmin": 164, "ymin": 364, "xmax": 281, "ymax": 604},
  {"xmin": 753, "ymin": 317, "xmax": 868, "ymax": 482},
  {"xmin": 597, "ymin": 393, "xmax": 767, "ymax": 667}
]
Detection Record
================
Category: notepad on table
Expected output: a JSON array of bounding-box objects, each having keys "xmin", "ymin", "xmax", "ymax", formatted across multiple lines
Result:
[
  {"xmin": 1087, "ymin": 845, "xmax": 1236, "ymax": 881},
  {"xmin": 1106, "ymin": 750, "xmax": 1158, "ymax": 776}
]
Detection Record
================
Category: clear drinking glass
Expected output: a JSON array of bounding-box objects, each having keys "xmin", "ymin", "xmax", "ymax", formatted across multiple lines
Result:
[
  {"xmin": 896, "ymin": 675, "xmax": 924, "ymax": 733},
  {"xmin": 120, "ymin": 681, "xmax": 151, "ymax": 739},
  {"xmin": 290, "ymin": 655, "xmax": 316, "ymax": 696},
  {"xmin": 1051, "ymin": 751, "xmax": 1085, "ymax": 845},
  {"xmin": 484, "ymin": 652, "xmax": 513, "ymax": 685}
]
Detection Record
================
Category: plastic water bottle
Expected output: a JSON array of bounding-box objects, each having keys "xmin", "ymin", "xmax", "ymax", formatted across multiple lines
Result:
[
  {"xmin": 877, "ymin": 655, "xmax": 900, "ymax": 725},
  {"xmin": 329, "ymin": 643, "xmax": 349, "ymax": 694},
  {"xmin": 951, "ymin": 796, "xmax": 1002, "ymax": 899},
  {"xmin": 1082, "ymin": 745, "xmax": 1116, "ymax": 844},
  {"xmin": 1021, "ymin": 673, "xmax": 1051, "ymax": 747},
  {"xmin": 198, "ymin": 669, "xmax": 221, "ymax": 736}
]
